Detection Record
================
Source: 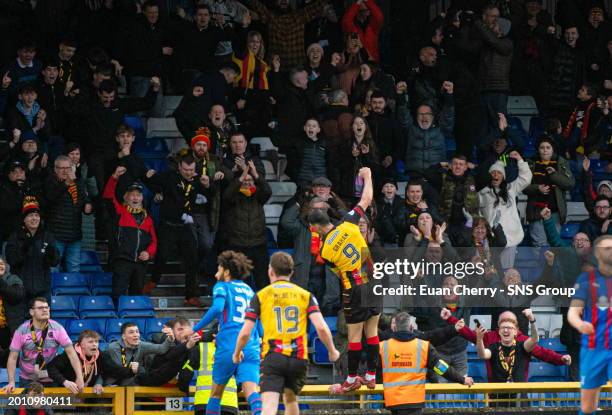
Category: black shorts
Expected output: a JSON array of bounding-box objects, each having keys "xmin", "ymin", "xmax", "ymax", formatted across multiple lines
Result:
[
  {"xmin": 342, "ymin": 282, "xmax": 382, "ymax": 324},
  {"xmin": 260, "ymin": 353, "xmax": 308, "ymax": 395}
]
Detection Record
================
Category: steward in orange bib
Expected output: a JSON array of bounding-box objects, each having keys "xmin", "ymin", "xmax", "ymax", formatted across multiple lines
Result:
[{"xmin": 380, "ymin": 312, "xmax": 474, "ymax": 415}]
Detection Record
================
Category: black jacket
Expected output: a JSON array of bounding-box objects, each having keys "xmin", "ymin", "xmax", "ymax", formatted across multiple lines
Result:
[
  {"xmin": 222, "ymin": 151, "xmax": 265, "ymax": 179},
  {"xmin": 0, "ymin": 179, "xmax": 42, "ymax": 241},
  {"xmin": 127, "ymin": 16, "xmax": 171, "ymax": 77},
  {"xmin": 375, "ymin": 195, "xmax": 404, "ymax": 245},
  {"xmin": 43, "ymin": 175, "xmax": 88, "ymax": 242},
  {"xmin": 65, "ymin": 88, "xmax": 155, "ymax": 157},
  {"xmin": 48, "ymin": 350, "xmax": 135, "ymax": 386},
  {"xmin": 139, "ymin": 340, "xmax": 191, "ymax": 386},
  {"xmin": 6, "ymin": 225, "xmax": 60, "ymax": 296},
  {"xmin": 221, "ymin": 176, "xmax": 272, "ymax": 247},
  {"xmin": 270, "ymin": 73, "xmax": 316, "ymax": 141},
  {"xmin": 7, "ymin": 106, "xmax": 50, "ymax": 142},
  {"xmin": 177, "ymin": 23, "xmax": 227, "ymax": 72},
  {"xmin": 35, "ymin": 79, "xmax": 66, "ymax": 135},
  {"xmin": 145, "ymin": 171, "xmax": 209, "ymax": 225},
  {"xmin": 296, "ymin": 135, "xmax": 329, "ymax": 187},
  {"xmin": 0, "ymin": 271, "xmax": 26, "ymax": 334},
  {"xmin": 366, "ymin": 110, "xmax": 405, "ymax": 160}
]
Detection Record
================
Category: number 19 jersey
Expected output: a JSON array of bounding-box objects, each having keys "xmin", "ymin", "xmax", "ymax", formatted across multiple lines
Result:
[
  {"xmin": 245, "ymin": 280, "xmax": 320, "ymax": 360},
  {"xmin": 320, "ymin": 206, "xmax": 370, "ymax": 290}
]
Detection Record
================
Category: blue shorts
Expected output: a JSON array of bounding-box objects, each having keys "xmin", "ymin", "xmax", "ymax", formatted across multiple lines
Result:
[
  {"xmin": 580, "ymin": 348, "xmax": 612, "ymax": 389},
  {"xmin": 213, "ymin": 347, "xmax": 260, "ymax": 385}
]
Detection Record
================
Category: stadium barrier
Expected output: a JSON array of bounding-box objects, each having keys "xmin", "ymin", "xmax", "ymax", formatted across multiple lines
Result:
[
  {"xmin": 2, "ymin": 383, "xmax": 612, "ymax": 414},
  {"xmin": 124, "ymin": 383, "xmax": 612, "ymax": 414}
]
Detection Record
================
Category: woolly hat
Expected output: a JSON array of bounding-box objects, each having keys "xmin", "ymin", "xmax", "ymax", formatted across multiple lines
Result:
[
  {"xmin": 190, "ymin": 128, "xmax": 211, "ymax": 149},
  {"xmin": 489, "ymin": 161, "xmax": 506, "ymax": 179},
  {"xmin": 598, "ymin": 180, "xmax": 612, "ymax": 193},
  {"xmin": 306, "ymin": 43, "xmax": 324, "ymax": 56},
  {"xmin": 22, "ymin": 196, "xmax": 41, "ymax": 218}
]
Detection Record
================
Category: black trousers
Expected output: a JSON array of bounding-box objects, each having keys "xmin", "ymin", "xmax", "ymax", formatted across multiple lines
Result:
[
  {"xmin": 112, "ymin": 258, "xmax": 147, "ymax": 303},
  {"xmin": 152, "ymin": 222, "xmax": 199, "ymax": 298},
  {"xmin": 226, "ymin": 244, "xmax": 269, "ymax": 290}
]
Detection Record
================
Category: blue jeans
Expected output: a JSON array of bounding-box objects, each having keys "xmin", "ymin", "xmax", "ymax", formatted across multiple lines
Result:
[
  {"xmin": 129, "ymin": 76, "xmax": 164, "ymax": 117},
  {"xmin": 55, "ymin": 240, "xmax": 81, "ymax": 272}
]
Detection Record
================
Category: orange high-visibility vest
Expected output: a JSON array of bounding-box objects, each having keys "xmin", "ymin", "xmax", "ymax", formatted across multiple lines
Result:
[{"xmin": 379, "ymin": 338, "xmax": 429, "ymax": 407}]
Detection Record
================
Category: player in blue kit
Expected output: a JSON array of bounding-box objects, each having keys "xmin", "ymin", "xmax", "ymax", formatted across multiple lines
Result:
[
  {"xmin": 192, "ymin": 250, "xmax": 262, "ymax": 415},
  {"xmin": 568, "ymin": 235, "xmax": 612, "ymax": 415}
]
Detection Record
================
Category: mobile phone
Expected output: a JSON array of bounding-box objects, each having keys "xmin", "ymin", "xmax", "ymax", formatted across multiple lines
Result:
[
  {"xmin": 474, "ymin": 319, "xmax": 481, "ymax": 328},
  {"xmin": 350, "ymin": 32, "xmax": 359, "ymax": 40}
]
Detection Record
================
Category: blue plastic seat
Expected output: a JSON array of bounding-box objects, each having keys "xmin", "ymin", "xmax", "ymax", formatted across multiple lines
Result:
[
  {"xmin": 81, "ymin": 250, "xmax": 100, "ymax": 266},
  {"xmin": 144, "ymin": 317, "xmax": 173, "ymax": 340},
  {"xmin": 52, "ymin": 273, "xmax": 91, "ymax": 296},
  {"xmin": 312, "ymin": 337, "xmax": 332, "ymax": 365},
  {"xmin": 134, "ymin": 138, "xmax": 169, "ymax": 158},
  {"xmin": 528, "ymin": 362, "xmax": 568, "ymax": 382},
  {"xmin": 98, "ymin": 339, "xmax": 108, "ymax": 351},
  {"xmin": 266, "ymin": 227, "xmax": 277, "ymax": 249},
  {"xmin": 53, "ymin": 318, "xmax": 69, "ymax": 329},
  {"xmin": 118, "ymin": 296, "xmax": 155, "ymax": 318},
  {"xmin": 144, "ymin": 158, "xmax": 168, "ymax": 174},
  {"xmin": 561, "ymin": 223, "xmax": 580, "ymax": 239},
  {"xmin": 538, "ymin": 337, "xmax": 567, "ymax": 353},
  {"xmin": 466, "ymin": 342, "xmax": 479, "ymax": 360},
  {"xmin": 324, "ymin": 316, "xmax": 337, "ymax": 333},
  {"xmin": 528, "ymin": 116, "xmax": 545, "ymax": 141},
  {"xmin": 123, "ymin": 115, "xmax": 146, "ymax": 139},
  {"xmin": 80, "ymin": 251, "xmax": 102, "ymax": 272},
  {"xmin": 79, "ymin": 296, "xmax": 117, "ymax": 319},
  {"xmin": 90, "ymin": 272, "xmax": 113, "ymax": 295},
  {"xmin": 468, "ymin": 360, "xmax": 487, "ymax": 383},
  {"xmin": 105, "ymin": 318, "xmax": 147, "ymax": 342},
  {"xmin": 51, "ymin": 296, "xmax": 79, "ymax": 319},
  {"xmin": 68, "ymin": 319, "xmax": 106, "ymax": 342}
]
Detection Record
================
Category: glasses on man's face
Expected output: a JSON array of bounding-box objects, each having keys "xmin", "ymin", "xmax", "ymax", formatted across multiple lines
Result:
[
  {"xmin": 55, "ymin": 166, "xmax": 71, "ymax": 170},
  {"xmin": 595, "ymin": 205, "xmax": 610, "ymax": 210},
  {"xmin": 32, "ymin": 306, "xmax": 50, "ymax": 311},
  {"xmin": 417, "ymin": 112, "xmax": 433, "ymax": 117}
]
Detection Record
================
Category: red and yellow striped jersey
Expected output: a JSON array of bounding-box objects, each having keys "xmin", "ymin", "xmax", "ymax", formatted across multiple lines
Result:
[
  {"xmin": 245, "ymin": 280, "xmax": 319, "ymax": 360},
  {"xmin": 320, "ymin": 206, "xmax": 370, "ymax": 290}
]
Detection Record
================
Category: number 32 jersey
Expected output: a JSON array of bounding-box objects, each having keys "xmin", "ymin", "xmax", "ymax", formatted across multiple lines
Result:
[
  {"xmin": 320, "ymin": 206, "xmax": 371, "ymax": 290},
  {"xmin": 245, "ymin": 281, "xmax": 320, "ymax": 360},
  {"xmin": 214, "ymin": 280, "xmax": 259, "ymax": 352}
]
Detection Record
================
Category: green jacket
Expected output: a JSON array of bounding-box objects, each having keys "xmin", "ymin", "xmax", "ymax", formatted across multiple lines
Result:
[
  {"xmin": 438, "ymin": 173, "xmax": 479, "ymax": 222},
  {"xmin": 524, "ymin": 156, "xmax": 575, "ymax": 222}
]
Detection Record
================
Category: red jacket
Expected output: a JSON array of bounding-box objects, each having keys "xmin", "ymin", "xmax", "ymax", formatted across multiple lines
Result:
[
  {"xmin": 103, "ymin": 176, "xmax": 157, "ymax": 261},
  {"xmin": 341, "ymin": 0, "xmax": 384, "ymax": 62},
  {"xmin": 447, "ymin": 315, "xmax": 566, "ymax": 381}
]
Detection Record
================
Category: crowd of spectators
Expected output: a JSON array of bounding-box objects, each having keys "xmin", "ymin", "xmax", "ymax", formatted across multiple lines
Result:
[{"xmin": 0, "ymin": 0, "xmax": 611, "ymax": 394}]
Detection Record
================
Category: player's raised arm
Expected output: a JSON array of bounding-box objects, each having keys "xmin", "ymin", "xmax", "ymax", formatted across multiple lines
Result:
[{"xmin": 357, "ymin": 167, "xmax": 373, "ymax": 212}]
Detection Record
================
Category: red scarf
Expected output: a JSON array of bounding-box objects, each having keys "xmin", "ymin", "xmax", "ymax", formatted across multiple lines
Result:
[
  {"xmin": 563, "ymin": 101, "xmax": 596, "ymax": 153},
  {"xmin": 239, "ymin": 186, "xmax": 257, "ymax": 197},
  {"xmin": 309, "ymin": 226, "xmax": 325, "ymax": 264}
]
